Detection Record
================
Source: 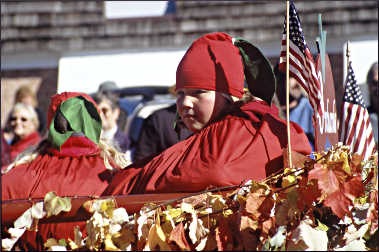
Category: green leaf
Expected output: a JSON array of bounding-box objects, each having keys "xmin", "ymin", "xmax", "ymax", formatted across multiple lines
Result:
[{"xmin": 58, "ymin": 238, "xmax": 67, "ymax": 247}]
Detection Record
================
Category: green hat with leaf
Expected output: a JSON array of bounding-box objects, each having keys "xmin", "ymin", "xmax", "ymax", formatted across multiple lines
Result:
[{"xmin": 233, "ymin": 38, "xmax": 276, "ymax": 105}]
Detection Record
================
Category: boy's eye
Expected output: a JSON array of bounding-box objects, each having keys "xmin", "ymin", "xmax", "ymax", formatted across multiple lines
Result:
[{"xmin": 193, "ymin": 90, "xmax": 206, "ymax": 95}]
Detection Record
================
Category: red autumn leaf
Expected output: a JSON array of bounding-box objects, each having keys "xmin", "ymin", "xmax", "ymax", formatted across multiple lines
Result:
[
  {"xmin": 343, "ymin": 175, "xmax": 365, "ymax": 201},
  {"xmin": 297, "ymin": 179, "xmax": 321, "ymax": 211},
  {"xmin": 350, "ymin": 153, "xmax": 363, "ymax": 175},
  {"xmin": 168, "ymin": 222, "xmax": 191, "ymax": 251},
  {"xmin": 182, "ymin": 193, "xmax": 208, "ymax": 208},
  {"xmin": 245, "ymin": 189, "xmax": 274, "ymax": 221},
  {"xmin": 261, "ymin": 217, "xmax": 275, "ymax": 236},
  {"xmin": 258, "ymin": 193, "xmax": 275, "ymax": 220},
  {"xmin": 308, "ymin": 163, "xmax": 340, "ymax": 195},
  {"xmin": 240, "ymin": 229, "xmax": 258, "ymax": 250},
  {"xmin": 308, "ymin": 162, "xmax": 348, "ymax": 198},
  {"xmin": 323, "ymin": 191, "xmax": 352, "ymax": 219},
  {"xmin": 367, "ymin": 190, "xmax": 378, "ymax": 234},
  {"xmin": 245, "ymin": 188, "xmax": 266, "ymax": 220},
  {"xmin": 283, "ymin": 147, "xmax": 312, "ymax": 168},
  {"xmin": 215, "ymin": 218, "xmax": 234, "ymax": 251}
]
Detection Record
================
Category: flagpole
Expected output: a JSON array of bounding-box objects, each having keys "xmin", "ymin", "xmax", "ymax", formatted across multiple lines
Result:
[
  {"xmin": 286, "ymin": 0, "xmax": 293, "ymax": 168},
  {"xmin": 346, "ymin": 40, "xmax": 350, "ymax": 73}
]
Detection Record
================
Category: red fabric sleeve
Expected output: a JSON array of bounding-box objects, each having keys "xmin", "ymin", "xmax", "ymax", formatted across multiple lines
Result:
[
  {"xmin": 2, "ymin": 154, "xmax": 114, "ymax": 250},
  {"xmin": 103, "ymin": 113, "xmax": 311, "ymax": 196}
]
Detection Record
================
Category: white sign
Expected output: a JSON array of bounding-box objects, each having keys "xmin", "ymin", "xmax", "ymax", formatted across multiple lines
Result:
[
  {"xmin": 343, "ymin": 40, "xmax": 378, "ymax": 85},
  {"xmin": 57, "ymin": 49, "xmax": 186, "ymax": 94}
]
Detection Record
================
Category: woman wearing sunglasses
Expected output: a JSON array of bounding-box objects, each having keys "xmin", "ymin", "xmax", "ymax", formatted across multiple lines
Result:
[{"xmin": 5, "ymin": 103, "xmax": 41, "ymax": 162}]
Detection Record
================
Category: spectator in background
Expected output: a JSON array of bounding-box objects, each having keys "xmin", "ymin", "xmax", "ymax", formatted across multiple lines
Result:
[
  {"xmin": 98, "ymin": 80, "xmax": 118, "ymax": 93},
  {"xmin": 367, "ymin": 62, "xmax": 378, "ymax": 143},
  {"xmin": 4, "ymin": 85, "xmax": 47, "ymax": 136},
  {"xmin": 133, "ymin": 85, "xmax": 193, "ymax": 161},
  {"xmin": 274, "ymin": 64, "xmax": 315, "ymax": 151},
  {"xmin": 96, "ymin": 80, "xmax": 128, "ymax": 133},
  {"xmin": 92, "ymin": 91, "xmax": 130, "ymax": 152},
  {"xmin": 4, "ymin": 103, "xmax": 41, "ymax": 162}
]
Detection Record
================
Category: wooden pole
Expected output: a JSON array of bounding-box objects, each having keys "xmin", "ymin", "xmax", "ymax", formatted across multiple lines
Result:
[
  {"xmin": 346, "ymin": 40, "xmax": 350, "ymax": 73},
  {"xmin": 286, "ymin": 0, "xmax": 293, "ymax": 168}
]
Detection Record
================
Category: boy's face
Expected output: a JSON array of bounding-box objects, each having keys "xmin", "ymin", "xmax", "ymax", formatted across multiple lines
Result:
[{"xmin": 176, "ymin": 88, "xmax": 229, "ymax": 132}]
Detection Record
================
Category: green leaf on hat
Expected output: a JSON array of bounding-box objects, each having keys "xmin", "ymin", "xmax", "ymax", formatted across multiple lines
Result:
[{"xmin": 234, "ymin": 38, "xmax": 276, "ymax": 105}]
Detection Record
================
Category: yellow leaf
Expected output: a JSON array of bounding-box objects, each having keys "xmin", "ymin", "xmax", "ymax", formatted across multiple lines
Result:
[
  {"xmin": 67, "ymin": 238, "xmax": 79, "ymax": 250},
  {"xmin": 341, "ymin": 151, "xmax": 351, "ymax": 175},
  {"xmin": 100, "ymin": 199, "xmax": 116, "ymax": 218},
  {"xmin": 315, "ymin": 219, "xmax": 329, "ymax": 232},
  {"xmin": 240, "ymin": 215, "xmax": 259, "ymax": 231},
  {"xmin": 44, "ymin": 192, "xmax": 71, "ymax": 218},
  {"xmin": 282, "ymin": 174, "xmax": 297, "ymax": 189},
  {"xmin": 73, "ymin": 225, "xmax": 83, "ymax": 246},
  {"xmin": 83, "ymin": 200, "xmax": 96, "ymax": 213},
  {"xmin": 44, "ymin": 238, "xmax": 58, "ymax": 249},
  {"xmin": 223, "ymin": 209, "xmax": 233, "ymax": 217},
  {"xmin": 146, "ymin": 224, "xmax": 171, "ymax": 251},
  {"xmin": 165, "ymin": 207, "xmax": 183, "ymax": 220},
  {"xmin": 181, "ymin": 202, "xmax": 195, "ymax": 214},
  {"xmin": 104, "ymin": 234, "xmax": 121, "ymax": 251},
  {"xmin": 112, "ymin": 228, "xmax": 135, "ymax": 250},
  {"xmin": 209, "ymin": 195, "xmax": 226, "ymax": 212}
]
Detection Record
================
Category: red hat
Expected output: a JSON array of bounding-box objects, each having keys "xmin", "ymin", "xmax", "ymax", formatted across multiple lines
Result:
[{"xmin": 176, "ymin": 32, "xmax": 244, "ymax": 98}]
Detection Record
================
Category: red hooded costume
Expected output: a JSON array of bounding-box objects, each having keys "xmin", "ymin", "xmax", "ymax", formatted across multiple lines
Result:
[
  {"xmin": 9, "ymin": 131, "xmax": 41, "ymax": 162},
  {"xmin": 102, "ymin": 33, "xmax": 312, "ymax": 196},
  {"xmin": 2, "ymin": 92, "xmax": 115, "ymax": 250}
]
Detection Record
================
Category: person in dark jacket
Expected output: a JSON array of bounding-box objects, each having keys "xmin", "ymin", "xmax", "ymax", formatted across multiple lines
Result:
[
  {"xmin": 366, "ymin": 62, "xmax": 378, "ymax": 143},
  {"xmin": 133, "ymin": 102, "xmax": 192, "ymax": 161}
]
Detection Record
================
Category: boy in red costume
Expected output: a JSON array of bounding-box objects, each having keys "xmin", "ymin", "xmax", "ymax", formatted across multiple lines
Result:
[
  {"xmin": 103, "ymin": 32, "xmax": 312, "ymax": 196},
  {"xmin": 2, "ymin": 92, "xmax": 130, "ymax": 250}
]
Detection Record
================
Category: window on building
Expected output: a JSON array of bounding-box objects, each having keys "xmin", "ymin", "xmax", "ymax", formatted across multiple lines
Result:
[{"xmin": 104, "ymin": 1, "xmax": 176, "ymax": 19}]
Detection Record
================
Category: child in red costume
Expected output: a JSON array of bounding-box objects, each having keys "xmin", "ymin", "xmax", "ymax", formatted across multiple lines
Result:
[
  {"xmin": 102, "ymin": 32, "xmax": 312, "ymax": 196},
  {"xmin": 2, "ymin": 92, "xmax": 130, "ymax": 250}
]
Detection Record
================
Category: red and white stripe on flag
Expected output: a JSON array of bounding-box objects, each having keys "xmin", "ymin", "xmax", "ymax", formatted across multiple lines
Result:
[
  {"xmin": 340, "ymin": 62, "xmax": 377, "ymax": 160},
  {"xmin": 278, "ymin": 0, "xmax": 323, "ymax": 133}
]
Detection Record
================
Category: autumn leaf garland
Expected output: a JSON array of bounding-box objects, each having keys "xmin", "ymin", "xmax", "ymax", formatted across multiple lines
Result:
[{"xmin": 3, "ymin": 143, "xmax": 378, "ymax": 251}]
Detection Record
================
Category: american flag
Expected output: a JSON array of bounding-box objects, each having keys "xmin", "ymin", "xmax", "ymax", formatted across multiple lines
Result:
[
  {"xmin": 339, "ymin": 61, "xmax": 377, "ymax": 160},
  {"xmin": 279, "ymin": 0, "xmax": 323, "ymax": 127}
]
